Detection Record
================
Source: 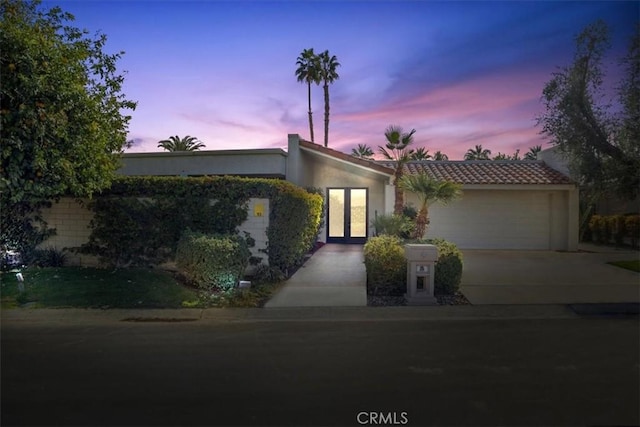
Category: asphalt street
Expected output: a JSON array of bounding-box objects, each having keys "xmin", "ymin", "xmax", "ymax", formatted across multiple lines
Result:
[{"xmin": 2, "ymin": 314, "xmax": 639, "ymax": 427}]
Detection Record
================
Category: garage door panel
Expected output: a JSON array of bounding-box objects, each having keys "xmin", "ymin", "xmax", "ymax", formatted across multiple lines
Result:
[{"xmin": 424, "ymin": 191, "xmax": 550, "ymax": 249}]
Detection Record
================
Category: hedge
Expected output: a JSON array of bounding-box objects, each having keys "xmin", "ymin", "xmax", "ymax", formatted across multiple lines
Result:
[
  {"xmin": 363, "ymin": 235, "xmax": 406, "ymax": 296},
  {"xmin": 78, "ymin": 176, "xmax": 323, "ymax": 272},
  {"xmin": 175, "ymin": 230, "xmax": 250, "ymax": 291},
  {"xmin": 588, "ymin": 214, "xmax": 639, "ymax": 247},
  {"xmin": 363, "ymin": 236, "xmax": 464, "ymax": 296}
]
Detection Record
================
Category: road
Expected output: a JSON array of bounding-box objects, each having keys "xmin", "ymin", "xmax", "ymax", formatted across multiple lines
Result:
[{"xmin": 2, "ymin": 314, "xmax": 639, "ymax": 426}]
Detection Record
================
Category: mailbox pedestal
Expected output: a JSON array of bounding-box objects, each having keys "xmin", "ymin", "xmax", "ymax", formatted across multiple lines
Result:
[{"xmin": 404, "ymin": 244, "xmax": 438, "ymax": 306}]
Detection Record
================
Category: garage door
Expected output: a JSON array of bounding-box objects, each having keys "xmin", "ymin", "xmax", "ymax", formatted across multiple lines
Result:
[{"xmin": 426, "ymin": 190, "xmax": 550, "ymax": 249}]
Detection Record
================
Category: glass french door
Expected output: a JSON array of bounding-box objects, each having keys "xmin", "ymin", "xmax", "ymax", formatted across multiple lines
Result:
[{"xmin": 327, "ymin": 188, "xmax": 368, "ymax": 244}]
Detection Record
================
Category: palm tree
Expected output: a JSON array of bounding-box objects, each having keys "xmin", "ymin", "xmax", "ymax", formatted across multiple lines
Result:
[
  {"xmin": 411, "ymin": 147, "xmax": 432, "ymax": 160},
  {"xmin": 464, "ymin": 144, "xmax": 492, "ymax": 160},
  {"xmin": 493, "ymin": 152, "xmax": 509, "ymax": 160},
  {"xmin": 378, "ymin": 125, "xmax": 417, "ymax": 215},
  {"xmin": 400, "ymin": 174, "xmax": 462, "ymax": 239},
  {"xmin": 157, "ymin": 135, "xmax": 205, "ymax": 151},
  {"xmin": 295, "ymin": 48, "xmax": 321, "ymax": 143},
  {"xmin": 351, "ymin": 144, "xmax": 374, "ymax": 160},
  {"xmin": 432, "ymin": 150, "xmax": 449, "ymax": 161},
  {"xmin": 318, "ymin": 50, "xmax": 340, "ymax": 147},
  {"xmin": 524, "ymin": 145, "xmax": 542, "ymax": 160}
]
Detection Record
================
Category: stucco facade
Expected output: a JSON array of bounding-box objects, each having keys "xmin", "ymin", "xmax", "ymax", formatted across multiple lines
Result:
[{"xmin": 41, "ymin": 133, "xmax": 579, "ymax": 255}]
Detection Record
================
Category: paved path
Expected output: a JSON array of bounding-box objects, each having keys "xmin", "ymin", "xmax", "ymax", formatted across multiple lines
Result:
[
  {"xmin": 461, "ymin": 246, "xmax": 640, "ymax": 304},
  {"xmin": 264, "ymin": 244, "xmax": 366, "ymax": 307}
]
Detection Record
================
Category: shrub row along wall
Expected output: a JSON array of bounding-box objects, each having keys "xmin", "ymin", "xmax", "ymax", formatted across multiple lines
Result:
[
  {"xmin": 40, "ymin": 176, "xmax": 323, "ymax": 273},
  {"xmin": 588, "ymin": 214, "xmax": 640, "ymax": 247}
]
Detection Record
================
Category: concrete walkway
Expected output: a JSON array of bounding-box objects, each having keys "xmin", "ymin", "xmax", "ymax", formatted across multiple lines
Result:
[
  {"xmin": 264, "ymin": 244, "xmax": 367, "ymax": 307},
  {"xmin": 461, "ymin": 245, "xmax": 640, "ymax": 305}
]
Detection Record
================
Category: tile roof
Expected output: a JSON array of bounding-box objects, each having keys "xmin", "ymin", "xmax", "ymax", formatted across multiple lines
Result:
[
  {"xmin": 299, "ymin": 139, "xmax": 394, "ymax": 175},
  {"xmin": 377, "ymin": 160, "xmax": 574, "ymax": 185}
]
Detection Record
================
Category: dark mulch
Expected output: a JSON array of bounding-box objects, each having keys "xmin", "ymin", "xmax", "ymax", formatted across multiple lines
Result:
[{"xmin": 367, "ymin": 291, "xmax": 471, "ymax": 307}]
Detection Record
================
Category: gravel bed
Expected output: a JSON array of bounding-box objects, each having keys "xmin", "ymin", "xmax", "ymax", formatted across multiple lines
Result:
[{"xmin": 367, "ymin": 291, "xmax": 471, "ymax": 307}]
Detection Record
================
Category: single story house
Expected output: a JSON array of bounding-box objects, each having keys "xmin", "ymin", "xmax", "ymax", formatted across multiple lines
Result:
[{"xmin": 119, "ymin": 134, "xmax": 578, "ymax": 251}]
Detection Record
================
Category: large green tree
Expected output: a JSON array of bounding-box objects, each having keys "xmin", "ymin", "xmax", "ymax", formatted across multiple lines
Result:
[
  {"xmin": 1, "ymin": 0, "xmax": 135, "ymax": 251},
  {"xmin": 379, "ymin": 125, "xmax": 417, "ymax": 215},
  {"xmin": 295, "ymin": 48, "xmax": 321, "ymax": 143},
  {"xmin": 537, "ymin": 20, "xmax": 640, "ymax": 202},
  {"xmin": 157, "ymin": 135, "xmax": 205, "ymax": 151},
  {"xmin": 318, "ymin": 50, "xmax": 340, "ymax": 148}
]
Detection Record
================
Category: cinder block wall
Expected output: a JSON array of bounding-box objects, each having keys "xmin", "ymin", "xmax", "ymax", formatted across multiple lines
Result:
[
  {"xmin": 38, "ymin": 198, "xmax": 99, "ymax": 266},
  {"xmin": 40, "ymin": 197, "xmax": 270, "ymax": 269}
]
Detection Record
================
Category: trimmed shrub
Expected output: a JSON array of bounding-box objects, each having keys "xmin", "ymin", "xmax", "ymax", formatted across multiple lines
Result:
[
  {"xmin": 423, "ymin": 238, "xmax": 463, "ymax": 295},
  {"xmin": 626, "ymin": 215, "xmax": 640, "ymax": 248},
  {"xmin": 30, "ymin": 247, "xmax": 67, "ymax": 267},
  {"xmin": 363, "ymin": 235, "xmax": 406, "ymax": 296},
  {"xmin": 588, "ymin": 215, "xmax": 605, "ymax": 244},
  {"xmin": 371, "ymin": 214, "xmax": 413, "ymax": 238},
  {"xmin": 175, "ymin": 230, "xmax": 251, "ymax": 291},
  {"xmin": 611, "ymin": 215, "xmax": 627, "ymax": 246}
]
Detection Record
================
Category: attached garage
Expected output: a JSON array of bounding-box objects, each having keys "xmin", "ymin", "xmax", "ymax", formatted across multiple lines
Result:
[{"xmin": 389, "ymin": 160, "xmax": 579, "ymax": 251}]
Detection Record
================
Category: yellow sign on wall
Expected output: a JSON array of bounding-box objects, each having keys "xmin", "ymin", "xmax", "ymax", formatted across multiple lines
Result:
[{"xmin": 254, "ymin": 203, "xmax": 264, "ymax": 217}]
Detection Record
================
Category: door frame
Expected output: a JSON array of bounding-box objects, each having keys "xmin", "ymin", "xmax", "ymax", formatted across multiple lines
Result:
[{"xmin": 326, "ymin": 187, "xmax": 368, "ymax": 244}]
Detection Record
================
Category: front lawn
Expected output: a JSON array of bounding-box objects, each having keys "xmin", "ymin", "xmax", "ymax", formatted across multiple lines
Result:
[
  {"xmin": 1, "ymin": 266, "xmax": 282, "ymax": 309},
  {"xmin": 607, "ymin": 260, "xmax": 640, "ymax": 273},
  {"xmin": 1, "ymin": 267, "xmax": 201, "ymax": 309}
]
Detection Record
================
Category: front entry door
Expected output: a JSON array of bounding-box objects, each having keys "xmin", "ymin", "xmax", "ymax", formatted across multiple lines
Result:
[{"xmin": 327, "ymin": 188, "xmax": 368, "ymax": 244}]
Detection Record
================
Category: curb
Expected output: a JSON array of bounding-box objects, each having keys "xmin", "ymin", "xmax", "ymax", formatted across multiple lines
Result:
[{"xmin": 0, "ymin": 304, "xmax": 587, "ymax": 323}]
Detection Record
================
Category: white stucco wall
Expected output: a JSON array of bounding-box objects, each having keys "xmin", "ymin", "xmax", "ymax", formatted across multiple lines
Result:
[{"xmin": 296, "ymin": 150, "xmax": 390, "ymax": 241}]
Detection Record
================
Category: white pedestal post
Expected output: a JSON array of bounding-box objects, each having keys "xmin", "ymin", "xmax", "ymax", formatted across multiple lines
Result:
[{"xmin": 404, "ymin": 244, "xmax": 438, "ymax": 306}]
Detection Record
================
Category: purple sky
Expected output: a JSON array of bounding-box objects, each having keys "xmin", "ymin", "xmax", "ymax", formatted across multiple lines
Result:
[{"xmin": 47, "ymin": 1, "xmax": 638, "ymax": 160}]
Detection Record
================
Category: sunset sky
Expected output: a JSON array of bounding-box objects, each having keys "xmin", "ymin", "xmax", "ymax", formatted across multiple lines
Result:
[{"xmin": 46, "ymin": 1, "xmax": 638, "ymax": 160}]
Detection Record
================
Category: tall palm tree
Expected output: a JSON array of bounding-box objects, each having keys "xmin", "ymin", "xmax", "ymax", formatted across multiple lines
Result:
[
  {"xmin": 351, "ymin": 144, "xmax": 374, "ymax": 160},
  {"xmin": 378, "ymin": 125, "xmax": 417, "ymax": 215},
  {"xmin": 157, "ymin": 135, "xmax": 205, "ymax": 151},
  {"xmin": 464, "ymin": 144, "xmax": 492, "ymax": 160},
  {"xmin": 432, "ymin": 150, "xmax": 449, "ymax": 161},
  {"xmin": 295, "ymin": 48, "xmax": 321, "ymax": 143},
  {"xmin": 400, "ymin": 174, "xmax": 462, "ymax": 239},
  {"xmin": 411, "ymin": 147, "xmax": 432, "ymax": 160},
  {"xmin": 318, "ymin": 50, "xmax": 340, "ymax": 147},
  {"xmin": 524, "ymin": 145, "xmax": 542, "ymax": 160}
]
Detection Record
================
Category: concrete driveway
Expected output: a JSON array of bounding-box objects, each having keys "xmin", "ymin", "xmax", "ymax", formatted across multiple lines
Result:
[{"xmin": 460, "ymin": 245, "xmax": 640, "ymax": 304}]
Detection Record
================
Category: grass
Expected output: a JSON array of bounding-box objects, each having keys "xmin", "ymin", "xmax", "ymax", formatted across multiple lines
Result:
[
  {"xmin": 1, "ymin": 267, "xmax": 202, "ymax": 309},
  {"xmin": 1, "ymin": 266, "xmax": 282, "ymax": 309},
  {"xmin": 607, "ymin": 260, "xmax": 640, "ymax": 273}
]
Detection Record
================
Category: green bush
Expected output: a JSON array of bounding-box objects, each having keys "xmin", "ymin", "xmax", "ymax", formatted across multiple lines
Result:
[
  {"xmin": 78, "ymin": 176, "xmax": 323, "ymax": 273},
  {"xmin": 364, "ymin": 236, "xmax": 464, "ymax": 297},
  {"xmin": 363, "ymin": 235, "xmax": 406, "ymax": 296},
  {"xmin": 371, "ymin": 214, "xmax": 413, "ymax": 238},
  {"xmin": 422, "ymin": 238, "xmax": 463, "ymax": 295},
  {"xmin": 266, "ymin": 183, "xmax": 323, "ymax": 274},
  {"xmin": 175, "ymin": 230, "xmax": 251, "ymax": 291},
  {"xmin": 611, "ymin": 215, "xmax": 627, "ymax": 246},
  {"xmin": 588, "ymin": 215, "xmax": 605, "ymax": 244},
  {"xmin": 30, "ymin": 247, "xmax": 67, "ymax": 267},
  {"xmin": 626, "ymin": 215, "xmax": 640, "ymax": 248}
]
